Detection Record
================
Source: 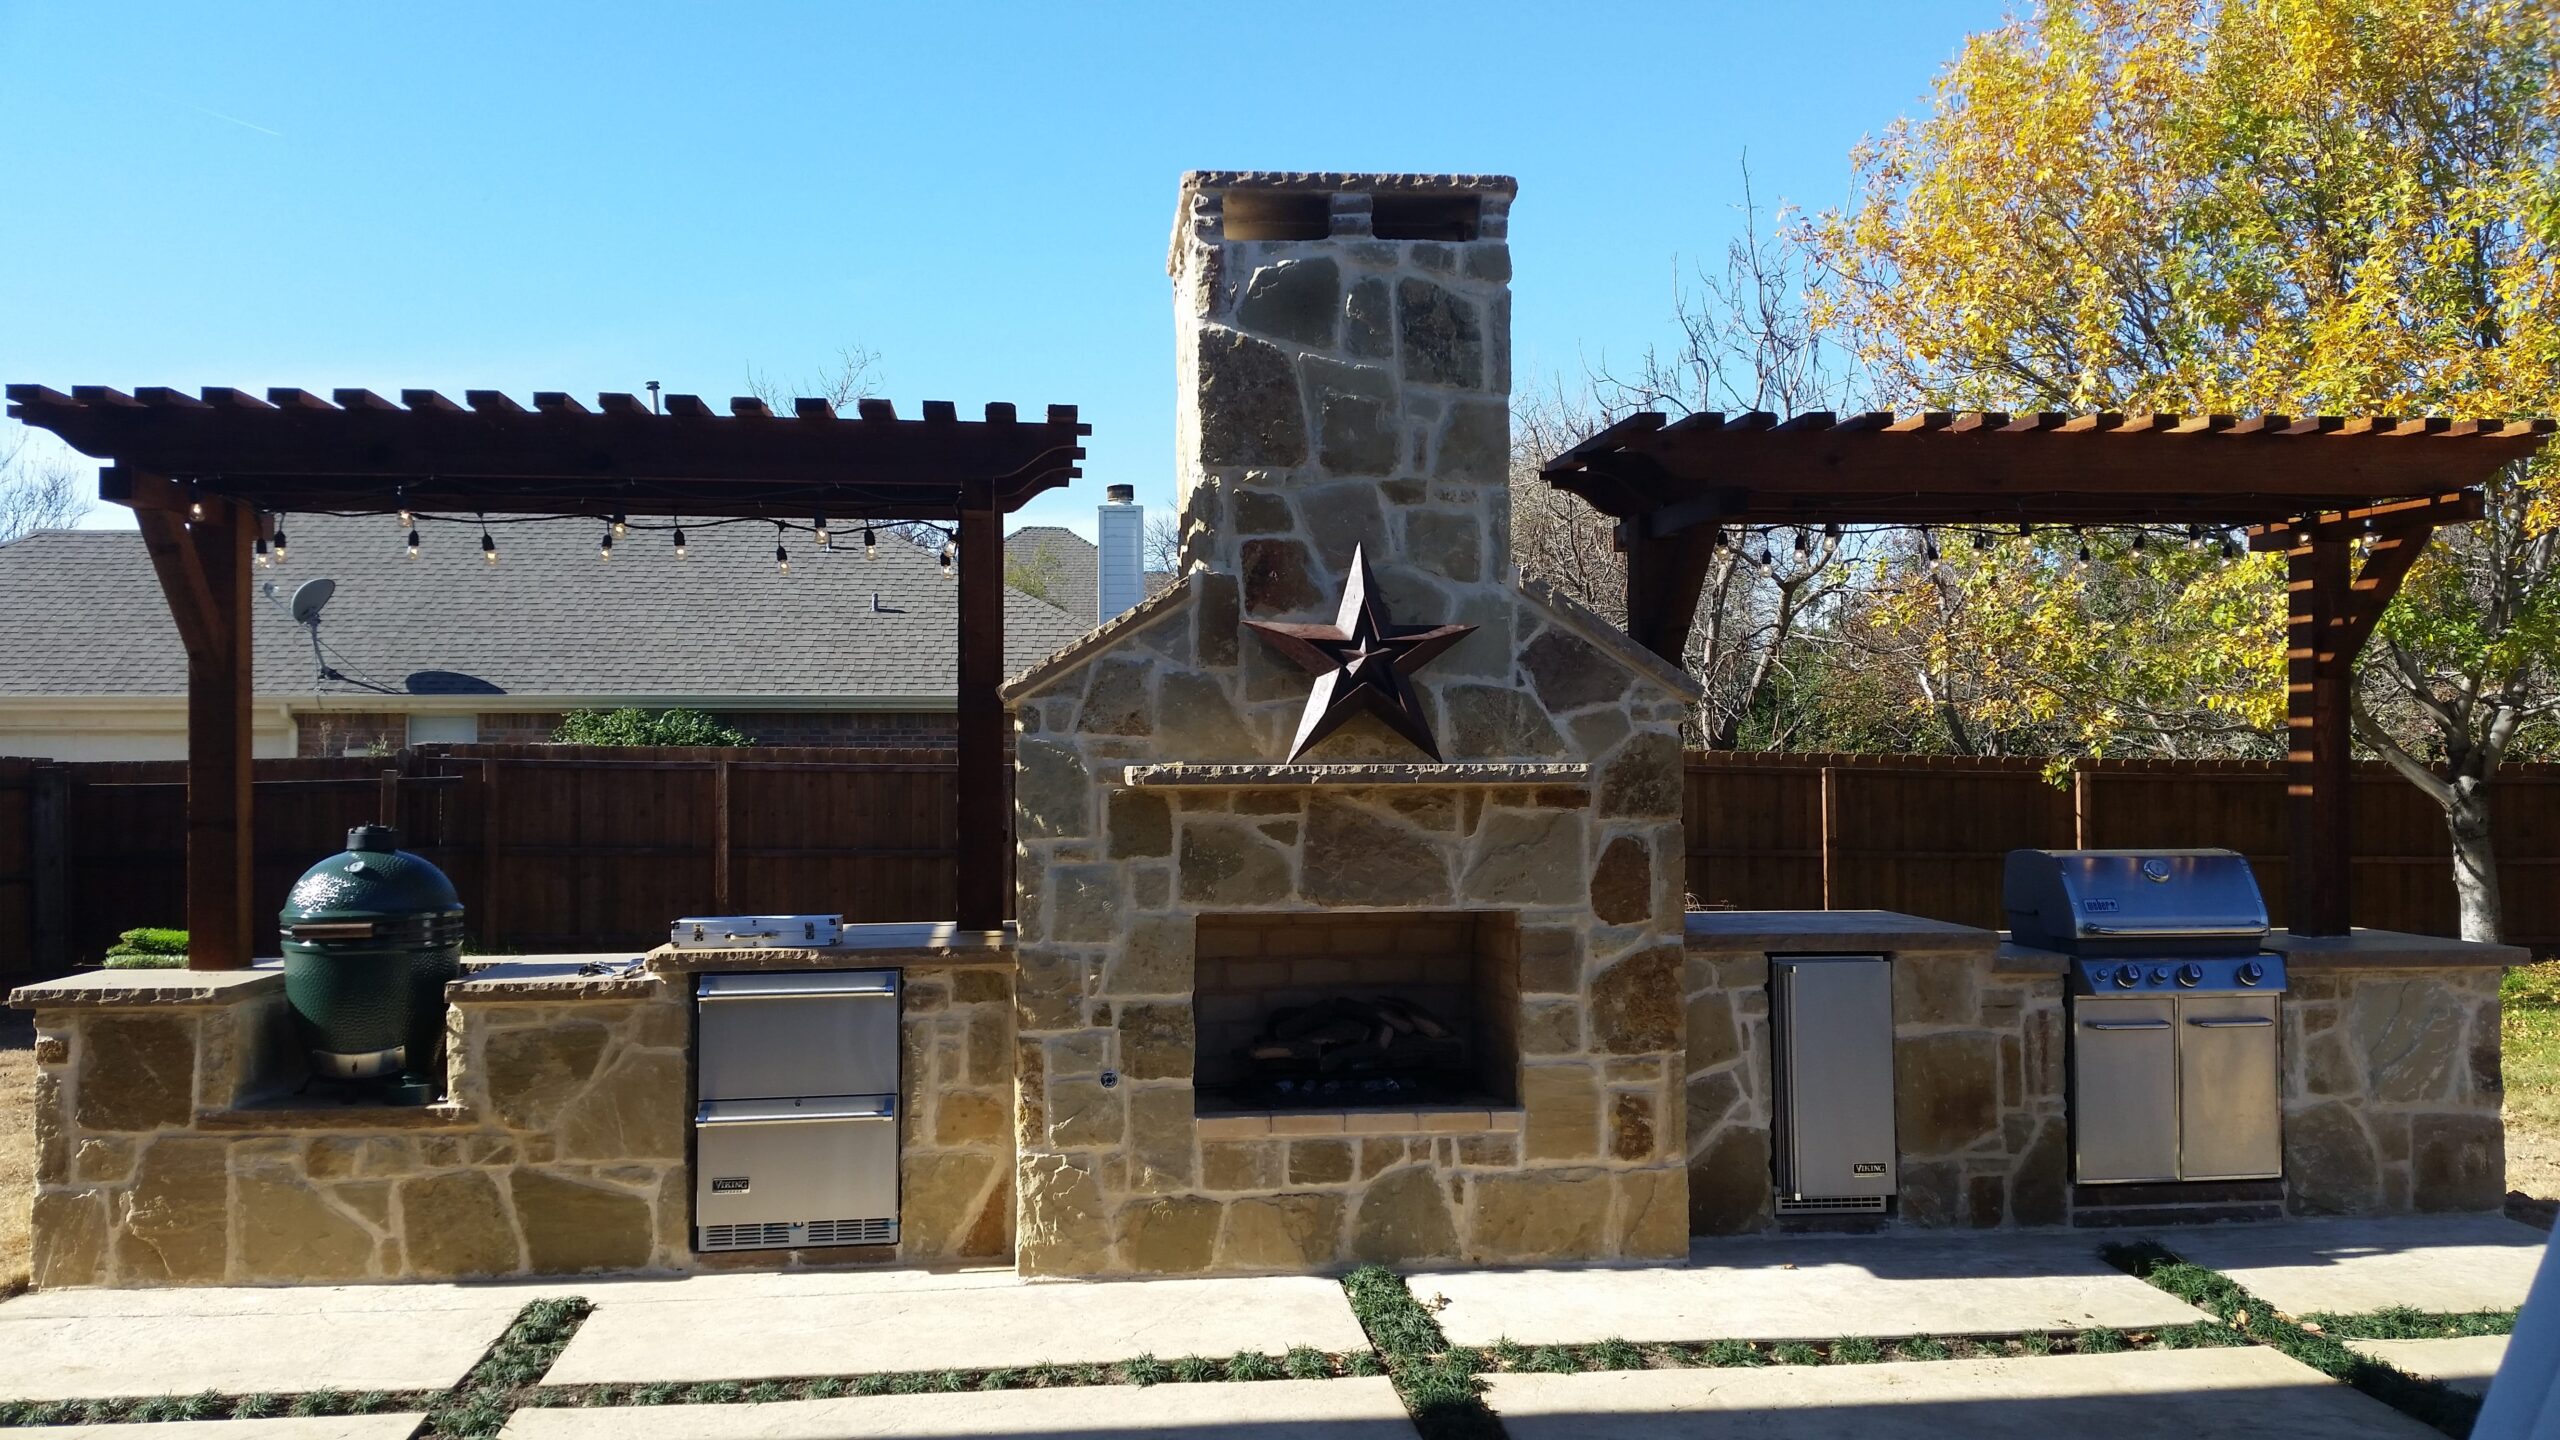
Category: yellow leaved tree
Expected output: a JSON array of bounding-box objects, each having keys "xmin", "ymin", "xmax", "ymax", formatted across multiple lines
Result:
[{"xmin": 1811, "ymin": 0, "xmax": 2560, "ymax": 941}]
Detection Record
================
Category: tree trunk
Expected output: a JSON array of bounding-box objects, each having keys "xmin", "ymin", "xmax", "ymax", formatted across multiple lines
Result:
[{"xmin": 2446, "ymin": 780, "xmax": 2503, "ymax": 945}]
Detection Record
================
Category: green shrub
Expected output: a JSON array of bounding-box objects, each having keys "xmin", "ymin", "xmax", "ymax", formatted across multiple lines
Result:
[
  {"xmin": 553, "ymin": 708, "xmax": 753, "ymax": 747},
  {"xmin": 119, "ymin": 926, "xmax": 190, "ymax": 954}
]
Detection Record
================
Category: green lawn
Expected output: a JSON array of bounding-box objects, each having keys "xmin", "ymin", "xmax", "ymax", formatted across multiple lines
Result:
[{"xmin": 2502, "ymin": 962, "xmax": 2560, "ymax": 1201}]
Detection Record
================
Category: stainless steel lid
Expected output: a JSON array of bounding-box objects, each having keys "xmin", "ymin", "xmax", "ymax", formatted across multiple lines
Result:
[{"xmin": 2003, "ymin": 848, "xmax": 2270, "ymax": 953}]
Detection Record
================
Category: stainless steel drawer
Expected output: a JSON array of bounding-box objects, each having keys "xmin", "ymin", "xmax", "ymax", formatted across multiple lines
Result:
[
  {"xmin": 695, "ymin": 969, "xmax": 900, "ymax": 1101},
  {"xmin": 694, "ymin": 1094, "xmax": 899, "ymax": 1246}
]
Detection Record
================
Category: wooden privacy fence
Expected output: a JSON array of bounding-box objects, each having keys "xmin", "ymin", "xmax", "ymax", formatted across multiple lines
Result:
[
  {"xmin": 0, "ymin": 744, "xmax": 979, "ymax": 978},
  {"xmin": 1684, "ymin": 752, "xmax": 2560, "ymax": 944},
  {"xmin": 4, "ymin": 746, "xmax": 2553, "ymax": 983}
]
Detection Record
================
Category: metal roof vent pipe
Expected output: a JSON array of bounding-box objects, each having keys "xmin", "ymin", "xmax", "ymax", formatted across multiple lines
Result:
[{"xmin": 1097, "ymin": 483, "xmax": 1144, "ymax": 622}]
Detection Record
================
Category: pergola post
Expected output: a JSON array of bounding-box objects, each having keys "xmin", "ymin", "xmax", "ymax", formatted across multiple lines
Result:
[
  {"xmin": 954, "ymin": 500, "xmax": 1006, "ymax": 932},
  {"xmin": 2285, "ymin": 538, "xmax": 2355, "ymax": 936},
  {"xmin": 127, "ymin": 471, "xmax": 257, "ymax": 969}
]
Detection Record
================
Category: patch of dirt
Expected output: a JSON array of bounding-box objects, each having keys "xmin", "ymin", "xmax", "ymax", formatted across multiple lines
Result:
[{"xmin": 0, "ymin": 1009, "xmax": 32, "ymax": 1289}]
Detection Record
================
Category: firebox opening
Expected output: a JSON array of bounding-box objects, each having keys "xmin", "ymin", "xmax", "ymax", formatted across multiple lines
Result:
[
  {"xmin": 1193, "ymin": 911, "xmax": 1520, "ymax": 1115},
  {"xmin": 1221, "ymin": 190, "xmax": 1332, "ymax": 241},
  {"xmin": 1370, "ymin": 192, "xmax": 1482, "ymax": 241}
]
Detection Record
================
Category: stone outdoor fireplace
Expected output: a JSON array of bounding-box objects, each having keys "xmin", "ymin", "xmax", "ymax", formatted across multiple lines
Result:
[
  {"xmin": 999, "ymin": 172, "xmax": 1700, "ymax": 1277},
  {"xmin": 1192, "ymin": 911, "xmax": 1522, "ymax": 1116}
]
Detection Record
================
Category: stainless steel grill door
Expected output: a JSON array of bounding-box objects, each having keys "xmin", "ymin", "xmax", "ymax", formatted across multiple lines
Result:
[
  {"xmin": 695, "ymin": 970, "xmax": 899, "ymax": 1100},
  {"xmin": 2177, "ymin": 994, "xmax": 2282, "ymax": 1180},
  {"xmin": 2072, "ymin": 996, "xmax": 2180, "ymax": 1183},
  {"xmin": 1772, "ymin": 955, "xmax": 1897, "ymax": 1200}
]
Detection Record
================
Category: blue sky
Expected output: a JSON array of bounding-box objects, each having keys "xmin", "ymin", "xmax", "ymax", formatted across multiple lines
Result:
[{"xmin": 0, "ymin": 1, "xmax": 2007, "ymax": 540}]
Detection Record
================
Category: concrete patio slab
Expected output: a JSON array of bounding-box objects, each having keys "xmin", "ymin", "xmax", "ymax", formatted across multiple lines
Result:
[
  {"xmin": 499, "ymin": 1378, "xmax": 1415, "ymax": 1438},
  {"xmin": 2347, "ymin": 1334, "xmax": 2509, "ymax": 1398},
  {"xmin": 1485, "ymin": 1347, "xmax": 2439, "ymax": 1438},
  {"xmin": 14, "ymin": 1419, "xmax": 425, "ymax": 1439},
  {"xmin": 545, "ymin": 1271, "xmax": 1372, "ymax": 1384},
  {"xmin": 1426, "ymin": 1233, "xmax": 2207, "ymax": 1347},
  {"xmin": 2156, "ymin": 1216, "xmax": 2547, "ymax": 1315},
  {"xmin": 0, "ymin": 1283, "xmax": 530, "ymax": 1401}
]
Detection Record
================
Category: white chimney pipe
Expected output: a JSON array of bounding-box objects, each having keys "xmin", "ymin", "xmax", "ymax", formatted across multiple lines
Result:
[{"xmin": 1096, "ymin": 484, "xmax": 1144, "ymax": 622}]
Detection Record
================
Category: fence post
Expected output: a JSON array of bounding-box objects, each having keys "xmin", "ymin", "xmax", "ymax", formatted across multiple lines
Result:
[
  {"xmin": 31, "ymin": 764, "xmax": 69, "ymax": 974},
  {"xmin": 2072, "ymin": 763, "xmax": 2094, "ymax": 848},
  {"xmin": 714, "ymin": 760, "xmax": 733, "ymax": 913},
  {"xmin": 477, "ymin": 759, "xmax": 499, "ymax": 949},
  {"xmin": 378, "ymin": 769, "xmax": 401, "ymax": 831},
  {"xmin": 1820, "ymin": 766, "xmax": 1841, "ymax": 909}
]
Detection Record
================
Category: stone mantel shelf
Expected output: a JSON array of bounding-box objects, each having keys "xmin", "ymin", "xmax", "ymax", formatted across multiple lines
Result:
[{"xmin": 1121, "ymin": 762, "xmax": 1592, "ymax": 788}]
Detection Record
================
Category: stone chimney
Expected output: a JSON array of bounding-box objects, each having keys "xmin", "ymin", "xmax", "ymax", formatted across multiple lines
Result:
[{"xmin": 1171, "ymin": 172, "xmax": 1515, "ymax": 637}]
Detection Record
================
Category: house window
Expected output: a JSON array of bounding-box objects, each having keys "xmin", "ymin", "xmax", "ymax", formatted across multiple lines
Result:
[{"xmin": 407, "ymin": 713, "xmax": 479, "ymax": 746}]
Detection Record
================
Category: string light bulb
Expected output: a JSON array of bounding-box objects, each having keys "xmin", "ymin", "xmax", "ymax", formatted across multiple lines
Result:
[
  {"xmin": 775, "ymin": 523, "xmax": 790, "ymax": 575},
  {"xmin": 814, "ymin": 514, "xmax": 829, "ymax": 547},
  {"xmin": 599, "ymin": 528, "xmax": 614, "ymax": 561},
  {"xmin": 938, "ymin": 545, "xmax": 954, "ymax": 579},
  {"xmin": 187, "ymin": 480, "xmax": 204, "ymax": 521},
  {"xmin": 672, "ymin": 527, "xmax": 688, "ymax": 560},
  {"xmin": 2131, "ymin": 529, "xmax": 2148, "ymax": 553},
  {"xmin": 1973, "ymin": 530, "xmax": 1991, "ymax": 552},
  {"xmin": 480, "ymin": 519, "xmax": 497, "ymax": 566},
  {"xmin": 406, "ymin": 528, "xmax": 420, "ymax": 561},
  {"xmin": 2186, "ymin": 523, "xmax": 2205, "ymax": 551},
  {"xmin": 1822, "ymin": 521, "xmax": 1842, "ymax": 540},
  {"xmin": 1923, "ymin": 535, "xmax": 1941, "ymax": 564},
  {"xmin": 2016, "ymin": 522, "xmax": 2032, "ymax": 538},
  {"xmin": 270, "ymin": 517, "xmax": 288, "ymax": 565},
  {"xmin": 1754, "ymin": 546, "xmax": 1773, "ymax": 570},
  {"xmin": 862, "ymin": 525, "xmax": 877, "ymax": 560},
  {"xmin": 1793, "ymin": 528, "xmax": 1811, "ymax": 556},
  {"xmin": 2221, "ymin": 537, "xmax": 2239, "ymax": 563},
  {"xmin": 611, "ymin": 513, "xmax": 629, "ymax": 539},
  {"xmin": 2077, "ymin": 540, "xmax": 2092, "ymax": 565},
  {"xmin": 1710, "ymin": 526, "xmax": 1727, "ymax": 551},
  {"xmin": 254, "ymin": 535, "xmax": 270, "ymax": 567}
]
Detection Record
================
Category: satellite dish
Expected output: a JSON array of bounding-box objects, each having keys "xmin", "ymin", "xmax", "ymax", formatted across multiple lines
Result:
[{"xmin": 289, "ymin": 577, "xmax": 337, "ymax": 625}]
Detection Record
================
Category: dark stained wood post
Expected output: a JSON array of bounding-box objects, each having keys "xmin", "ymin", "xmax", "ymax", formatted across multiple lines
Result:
[
  {"xmin": 1619, "ymin": 525, "xmax": 1715, "ymax": 667},
  {"xmin": 130, "ymin": 473, "xmax": 257, "ymax": 969},
  {"xmin": 2286, "ymin": 537, "xmax": 2354, "ymax": 936},
  {"xmin": 954, "ymin": 498, "xmax": 1006, "ymax": 931}
]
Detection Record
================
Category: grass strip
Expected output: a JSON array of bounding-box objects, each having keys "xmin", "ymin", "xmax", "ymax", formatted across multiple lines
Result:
[
  {"xmin": 2104, "ymin": 1241, "xmax": 2483, "ymax": 1438},
  {"xmin": 2305, "ymin": 1307, "xmax": 2520, "ymax": 1341},
  {"xmin": 422, "ymin": 1295, "xmax": 595, "ymax": 1439},
  {"xmin": 1343, "ymin": 1264, "xmax": 1504, "ymax": 1440}
]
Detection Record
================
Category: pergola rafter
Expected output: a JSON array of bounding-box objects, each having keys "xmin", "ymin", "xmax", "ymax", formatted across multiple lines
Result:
[
  {"xmin": 7, "ymin": 383, "xmax": 1093, "ymax": 966},
  {"xmin": 1542, "ymin": 407, "xmax": 2556, "ymax": 937}
]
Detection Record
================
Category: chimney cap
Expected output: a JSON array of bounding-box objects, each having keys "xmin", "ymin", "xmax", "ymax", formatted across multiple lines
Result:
[
  {"xmin": 1106, "ymin": 484, "xmax": 1135, "ymax": 503},
  {"xmin": 1180, "ymin": 171, "xmax": 1518, "ymax": 197}
]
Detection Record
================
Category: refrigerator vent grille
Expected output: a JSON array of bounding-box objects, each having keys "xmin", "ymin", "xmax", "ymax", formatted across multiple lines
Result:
[
  {"xmin": 1775, "ymin": 1194, "xmax": 1889, "ymax": 1215},
  {"xmin": 698, "ymin": 1217, "xmax": 897, "ymax": 1251}
]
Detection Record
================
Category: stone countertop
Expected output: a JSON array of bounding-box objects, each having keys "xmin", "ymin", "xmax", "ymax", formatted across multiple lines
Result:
[
  {"xmin": 2268, "ymin": 928, "xmax": 2526, "ymax": 970},
  {"xmin": 449, "ymin": 957, "xmax": 663, "ymax": 1002},
  {"xmin": 1684, "ymin": 910, "xmax": 2001, "ymax": 956},
  {"xmin": 1122, "ymin": 762, "xmax": 1593, "ymax": 788},
  {"xmin": 9, "ymin": 964, "xmax": 286, "ymax": 1010},
  {"xmin": 644, "ymin": 921, "xmax": 1017, "ymax": 976}
]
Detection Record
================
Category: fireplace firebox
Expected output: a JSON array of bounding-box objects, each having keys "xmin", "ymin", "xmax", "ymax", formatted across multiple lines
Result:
[{"xmin": 1193, "ymin": 911, "xmax": 1520, "ymax": 1115}]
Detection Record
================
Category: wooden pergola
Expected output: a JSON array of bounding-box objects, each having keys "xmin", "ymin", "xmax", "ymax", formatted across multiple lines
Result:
[
  {"xmin": 5, "ymin": 383, "xmax": 1089, "ymax": 964},
  {"xmin": 1541, "ymin": 410, "xmax": 2556, "ymax": 936}
]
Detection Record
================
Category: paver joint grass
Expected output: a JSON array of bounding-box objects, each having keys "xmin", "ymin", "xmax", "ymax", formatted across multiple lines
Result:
[
  {"xmin": 2105, "ymin": 1240, "xmax": 2484, "ymax": 1438},
  {"xmin": 1342, "ymin": 1265, "xmax": 1505, "ymax": 1440}
]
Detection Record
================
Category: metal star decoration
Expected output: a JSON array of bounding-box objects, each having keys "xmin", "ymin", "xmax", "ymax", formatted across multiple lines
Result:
[{"xmin": 1246, "ymin": 544, "xmax": 1478, "ymax": 761}]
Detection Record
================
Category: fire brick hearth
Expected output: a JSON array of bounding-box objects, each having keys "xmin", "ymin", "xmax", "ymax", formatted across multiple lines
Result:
[{"xmin": 1194, "ymin": 912, "xmax": 1521, "ymax": 1115}]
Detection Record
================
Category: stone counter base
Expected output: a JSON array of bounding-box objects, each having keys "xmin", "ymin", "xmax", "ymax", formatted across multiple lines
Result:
[{"xmin": 27, "ymin": 962, "xmax": 1016, "ymax": 1288}]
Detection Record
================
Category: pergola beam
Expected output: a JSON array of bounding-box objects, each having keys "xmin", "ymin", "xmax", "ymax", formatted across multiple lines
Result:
[
  {"xmin": 10, "ymin": 382, "xmax": 1089, "ymax": 965},
  {"xmin": 1543, "ymin": 408, "xmax": 2552, "ymax": 939}
]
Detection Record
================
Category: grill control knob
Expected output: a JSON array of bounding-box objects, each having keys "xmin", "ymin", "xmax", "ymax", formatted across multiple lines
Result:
[
  {"xmin": 2238, "ymin": 960, "xmax": 2266, "ymax": 986},
  {"xmin": 2149, "ymin": 967, "xmax": 2170, "ymax": 984},
  {"xmin": 2176, "ymin": 963, "xmax": 2205, "ymax": 988},
  {"xmin": 2114, "ymin": 963, "xmax": 2144, "ymax": 989}
]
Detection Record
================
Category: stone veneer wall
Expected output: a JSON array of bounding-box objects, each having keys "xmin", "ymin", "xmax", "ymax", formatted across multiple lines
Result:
[
  {"xmin": 2283, "ymin": 966, "xmax": 2504, "ymax": 1214},
  {"xmin": 1684, "ymin": 947, "xmax": 2066, "ymax": 1234},
  {"xmin": 27, "ymin": 961, "xmax": 1014, "ymax": 1287}
]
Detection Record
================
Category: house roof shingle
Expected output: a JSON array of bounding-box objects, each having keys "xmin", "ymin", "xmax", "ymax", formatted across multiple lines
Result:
[{"xmin": 0, "ymin": 513, "xmax": 1089, "ymax": 704}]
